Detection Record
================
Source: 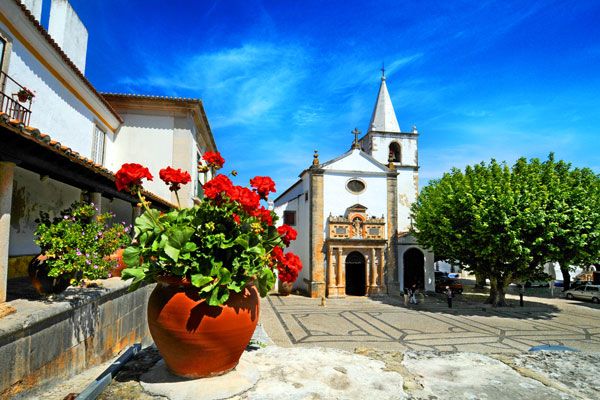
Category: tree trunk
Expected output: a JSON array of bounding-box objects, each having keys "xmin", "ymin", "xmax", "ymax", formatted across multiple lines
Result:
[
  {"xmin": 560, "ymin": 266, "xmax": 571, "ymax": 291},
  {"xmin": 486, "ymin": 277, "xmax": 508, "ymax": 307}
]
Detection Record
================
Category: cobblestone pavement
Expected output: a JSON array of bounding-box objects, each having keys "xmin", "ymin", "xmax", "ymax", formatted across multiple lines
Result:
[
  {"xmin": 21, "ymin": 293, "xmax": 600, "ymax": 399},
  {"xmin": 261, "ymin": 292, "xmax": 600, "ymax": 353}
]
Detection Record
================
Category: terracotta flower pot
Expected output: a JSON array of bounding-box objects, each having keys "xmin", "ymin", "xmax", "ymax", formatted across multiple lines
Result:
[
  {"xmin": 147, "ymin": 277, "xmax": 260, "ymax": 378},
  {"xmin": 28, "ymin": 254, "xmax": 71, "ymax": 295},
  {"xmin": 107, "ymin": 248, "xmax": 126, "ymax": 277},
  {"xmin": 278, "ymin": 280, "xmax": 293, "ymax": 296},
  {"xmin": 17, "ymin": 91, "xmax": 30, "ymax": 102}
]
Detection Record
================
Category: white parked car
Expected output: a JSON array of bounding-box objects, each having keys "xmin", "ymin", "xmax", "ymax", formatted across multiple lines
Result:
[{"xmin": 564, "ymin": 285, "xmax": 600, "ymax": 303}]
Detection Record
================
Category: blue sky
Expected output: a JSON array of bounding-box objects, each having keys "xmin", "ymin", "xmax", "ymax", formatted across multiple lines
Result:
[{"xmin": 69, "ymin": 0, "xmax": 600, "ymax": 194}]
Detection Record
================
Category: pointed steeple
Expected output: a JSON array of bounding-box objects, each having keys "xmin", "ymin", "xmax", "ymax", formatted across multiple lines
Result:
[{"xmin": 367, "ymin": 70, "xmax": 401, "ymax": 133}]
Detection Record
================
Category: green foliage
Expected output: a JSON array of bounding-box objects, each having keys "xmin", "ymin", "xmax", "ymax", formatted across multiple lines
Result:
[
  {"xmin": 411, "ymin": 154, "xmax": 600, "ymax": 304},
  {"xmin": 34, "ymin": 202, "xmax": 131, "ymax": 283},
  {"xmin": 121, "ymin": 198, "xmax": 281, "ymax": 306}
]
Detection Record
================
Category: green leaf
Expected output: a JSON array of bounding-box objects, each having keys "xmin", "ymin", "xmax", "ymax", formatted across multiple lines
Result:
[
  {"xmin": 121, "ymin": 267, "xmax": 146, "ymax": 291},
  {"xmin": 121, "ymin": 267, "xmax": 145, "ymax": 281},
  {"xmin": 218, "ymin": 267, "xmax": 232, "ymax": 285},
  {"xmin": 234, "ymin": 235, "xmax": 249, "ymax": 249},
  {"xmin": 184, "ymin": 242, "xmax": 198, "ymax": 252},
  {"xmin": 168, "ymin": 227, "xmax": 195, "ymax": 248},
  {"xmin": 164, "ymin": 243, "xmax": 180, "ymax": 262},
  {"xmin": 208, "ymin": 286, "xmax": 230, "ymax": 306},
  {"xmin": 191, "ymin": 273, "xmax": 213, "ymax": 288},
  {"xmin": 136, "ymin": 210, "xmax": 161, "ymax": 232},
  {"xmin": 256, "ymin": 268, "xmax": 275, "ymax": 297},
  {"xmin": 247, "ymin": 245, "xmax": 266, "ymax": 256},
  {"xmin": 228, "ymin": 280, "xmax": 243, "ymax": 293},
  {"xmin": 122, "ymin": 246, "xmax": 141, "ymax": 267}
]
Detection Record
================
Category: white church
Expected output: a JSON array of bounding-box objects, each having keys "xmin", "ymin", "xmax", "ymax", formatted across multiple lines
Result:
[{"xmin": 274, "ymin": 72, "xmax": 435, "ymax": 298}]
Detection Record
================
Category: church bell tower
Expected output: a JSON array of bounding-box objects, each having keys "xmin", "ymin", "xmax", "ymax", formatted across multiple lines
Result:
[{"xmin": 360, "ymin": 70, "xmax": 419, "ymax": 233}]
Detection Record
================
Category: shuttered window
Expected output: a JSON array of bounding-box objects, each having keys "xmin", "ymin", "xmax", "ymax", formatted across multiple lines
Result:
[
  {"xmin": 91, "ymin": 125, "xmax": 105, "ymax": 165},
  {"xmin": 283, "ymin": 210, "xmax": 296, "ymax": 226}
]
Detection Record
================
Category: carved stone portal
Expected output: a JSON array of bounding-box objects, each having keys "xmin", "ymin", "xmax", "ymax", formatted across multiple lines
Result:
[{"xmin": 325, "ymin": 204, "xmax": 387, "ymax": 297}]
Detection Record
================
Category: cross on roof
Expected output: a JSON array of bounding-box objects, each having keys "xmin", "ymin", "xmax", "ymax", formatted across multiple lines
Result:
[
  {"xmin": 381, "ymin": 62, "xmax": 385, "ymax": 79},
  {"xmin": 351, "ymin": 127, "xmax": 361, "ymax": 149}
]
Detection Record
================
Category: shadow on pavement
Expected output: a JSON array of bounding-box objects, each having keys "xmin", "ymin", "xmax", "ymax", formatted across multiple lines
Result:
[
  {"xmin": 371, "ymin": 293, "xmax": 562, "ymax": 320},
  {"xmin": 113, "ymin": 346, "xmax": 162, "ymax": 383}
]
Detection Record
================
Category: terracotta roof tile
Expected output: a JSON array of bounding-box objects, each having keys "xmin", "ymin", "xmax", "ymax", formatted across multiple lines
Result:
[
  {"xmin": 101, "ymin": 92, "xmax": 203, "ymax": 103},
  {"xmin": 0, "ymin": 112, "xmax": 174, "ymax": 208}
]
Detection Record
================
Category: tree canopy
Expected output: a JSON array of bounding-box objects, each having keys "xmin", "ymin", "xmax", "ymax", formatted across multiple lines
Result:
[{"xmin": 411, "ymin": 154, "xmax": 600, "ymax": 305}]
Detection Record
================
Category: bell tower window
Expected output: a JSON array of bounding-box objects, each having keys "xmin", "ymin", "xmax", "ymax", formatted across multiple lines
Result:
[{"xmin": 389, "ymin": 142, "xmax": 401, "ymax": 163}]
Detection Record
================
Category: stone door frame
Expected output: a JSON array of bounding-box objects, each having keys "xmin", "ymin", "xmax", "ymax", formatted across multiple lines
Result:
[{"xmin": 325, "ymin": 239, "xmax": 387, "ymax": 298}]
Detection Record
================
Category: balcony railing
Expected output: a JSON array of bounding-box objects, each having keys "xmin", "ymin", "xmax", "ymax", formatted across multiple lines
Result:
[{"xmin": 0, "ymin": 71, "xmax": 32, "ymax": 126}]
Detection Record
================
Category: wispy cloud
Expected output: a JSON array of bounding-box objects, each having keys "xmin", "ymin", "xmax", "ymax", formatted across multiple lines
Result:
[
  {"xmin": 121, "ymin": 43, "xmax": 311, "ymax": 129},
  {"xmin": 322, "ymin": 52, "xmax": 423, "ymax": 94},
  {"xmin": 101, "ymin": 0, "xmax": 599, "ymax": 195}
]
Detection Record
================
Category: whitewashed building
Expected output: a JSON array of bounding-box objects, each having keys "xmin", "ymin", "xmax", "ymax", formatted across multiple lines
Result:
[
  {"xmin": 274, "ymin": 73, "xmax": 434, "ymax": 298},
  {"xmin": 0, "ymin": 0, "xmax": 217, "ymax": 302},
  {"xmin": 102, "ymin": 94, "xmax": 217, "ymax": 208}
]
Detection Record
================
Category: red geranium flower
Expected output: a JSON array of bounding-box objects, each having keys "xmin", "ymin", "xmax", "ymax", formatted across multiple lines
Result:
[
  {"xmin": 277, "ymin": 224, "xmax": 297, "ymax": 246},
  {"xmin": 203, "ymin": 174, "xmax": 233, "ymax": 199},
  {"xmin": 278, "ymin": 252, "xmax": 302, "ymax": 283},
  {"xmin": 258, "ymin": 208, "xmax": 273, "ymax": 225},
  {"xmin": 271, "ymin": 246, "xmax": 285, "ymax": 263},
  {"xmin": 237, "ymin": 187, "xmax": 261, "ymax": 213},
  {"xmin": 159, "ymin": 166, "xmax": 191, "ymax": 192},
  {"xmin": 232, "ymin": 213, "xmax": 241, "ymax": 224},
  {"xmin": 225, "ymin": 185, "xmax": 243, "ymax": 202},
  {"xmin": 115, "ymin": 163, "xmax": 153, "ymax": 192},
  {"xmin": 250, "ymin": 176, "xmax": 276, "ymax": 199},
  {"xmin": 202, "ymin": 151, "xmax": 225, "ymax": 169},
  {"xmin": 269, "ymin": 246, "xmax": 283, "ymax": 268},
  {"xmin": 251, "ymin": 207, "xmax": 273, "ymax": 226}
]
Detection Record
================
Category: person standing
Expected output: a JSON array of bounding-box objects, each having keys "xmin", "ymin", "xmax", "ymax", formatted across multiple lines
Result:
[
  {"xmin": 445, "ymin": 286, "xmax": 453, "ymax": 308},
  {"xmin": 411, "ymin": 284, "xmax": 418, "ymax": 304},
  {"xmin": 404, "ymin": 287, "xmax": 410, "ymax": 306}
]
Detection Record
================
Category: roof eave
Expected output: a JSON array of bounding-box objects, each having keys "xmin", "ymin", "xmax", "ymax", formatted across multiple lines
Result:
[{"xmin": 102, "ymin": 94, "xmax": 218, "ymax": 152}]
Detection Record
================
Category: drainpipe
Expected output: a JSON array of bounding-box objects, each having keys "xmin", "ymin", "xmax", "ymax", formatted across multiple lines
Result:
[{"xmin": 74, "ymin": 343, "xmax": 142, "ymax": 400}]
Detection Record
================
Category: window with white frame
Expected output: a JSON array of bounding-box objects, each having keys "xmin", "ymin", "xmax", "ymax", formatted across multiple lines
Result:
[{"xmin": 91, "ymin": 124, "xmax": 105, "ymax": 165}]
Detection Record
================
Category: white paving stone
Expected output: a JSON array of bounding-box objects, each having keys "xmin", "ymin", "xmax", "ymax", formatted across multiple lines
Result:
[
  {"xmin": 401, "ymin": 351, "xmax": 577, "ymax": 400},
  {"xmin": 139, "ymin": 346, "xmax": 405, "ymax": 400},
  {"xmin": 140, "ymin": 358, "xmax": 259, "ymax": 400},
  {"xmin": 243, "ymin": 346, "xmax": 405, "ymax": 400}
]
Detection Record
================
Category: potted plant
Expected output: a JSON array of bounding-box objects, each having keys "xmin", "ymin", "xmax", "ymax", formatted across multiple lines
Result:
[
  {"xmin": 16, "ymin": 87, "xmax": 35, "ymax": 103},
  {"xmin": 30, "ymin": 202, "xmax": 131, "ymax": 294},
  {"xmin": 116, "ymin": 152, "xmax": 302, "ymax": 378}
]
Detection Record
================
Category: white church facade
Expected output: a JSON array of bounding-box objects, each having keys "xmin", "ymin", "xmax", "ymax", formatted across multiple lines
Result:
[{"xmin": 274, "ymin": 73, "xmax": 435, "ymax": 298}]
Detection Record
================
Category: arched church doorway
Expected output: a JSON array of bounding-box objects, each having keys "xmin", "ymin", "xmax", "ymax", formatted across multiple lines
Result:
[
  {"xmin": 345, "ymin": 251, "xmax": 366, "ymax": 296},
  {"xmin": 404, "ymin": 248, "xmax": 424, "ymax": 290}
]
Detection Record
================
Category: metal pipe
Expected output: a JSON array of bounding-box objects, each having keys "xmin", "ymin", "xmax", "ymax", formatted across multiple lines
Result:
[{"xmin": 75, "ymin": 343, "xmax": 142, "ymax": 400}]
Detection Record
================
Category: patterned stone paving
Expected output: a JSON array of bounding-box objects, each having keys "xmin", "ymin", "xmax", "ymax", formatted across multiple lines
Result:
[{"xmin": 263, "ymin": 293, "xmax": 600, "ymax": 353}]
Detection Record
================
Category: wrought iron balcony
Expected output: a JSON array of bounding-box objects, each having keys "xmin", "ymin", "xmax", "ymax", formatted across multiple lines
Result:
[{"xmin": 0, "ymin": 71, "xmax": 32, "ymax": 126}]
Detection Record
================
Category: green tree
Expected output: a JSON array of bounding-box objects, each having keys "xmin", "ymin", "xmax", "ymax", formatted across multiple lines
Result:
[
  {"xmin": 541, "ymin": 156, "xmax": 600, "ymax": 290},
  {"xmin": 411, "ymin": 155, "xmax": 600, "ymax": 306}
]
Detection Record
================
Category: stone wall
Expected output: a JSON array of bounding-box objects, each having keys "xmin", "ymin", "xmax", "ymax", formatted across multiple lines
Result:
[{"xmin": 0, "ymin": 279, "xmax": 154, "ymax": 398}]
